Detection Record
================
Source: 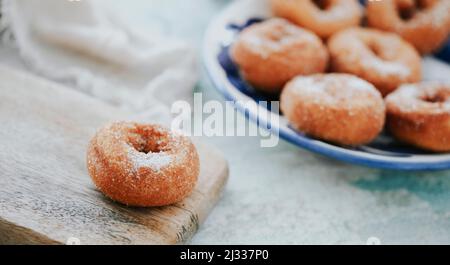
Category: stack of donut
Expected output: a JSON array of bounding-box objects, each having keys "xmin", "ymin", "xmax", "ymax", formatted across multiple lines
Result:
[{"xmin": 231, "ymin": 0, "xmax": 450, "ymax": 152}]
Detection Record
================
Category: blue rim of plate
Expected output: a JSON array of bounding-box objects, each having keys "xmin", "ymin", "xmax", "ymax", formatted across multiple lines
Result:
[{"xmin": 203, "ymin": 0, "xmax": 450, "ymax": 170}]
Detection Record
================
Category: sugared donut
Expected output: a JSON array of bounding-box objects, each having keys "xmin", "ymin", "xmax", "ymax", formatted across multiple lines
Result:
[
  {"xmin": 280, "ymin": 74, "xmax": 385, "ymax": 146},
  {"xmin": 367, "ymin": 0, "xmax": 450, "ymax": 54},
  {"xmin": 385, "ymin": 82, "xmax": 450, "ymax": 152},
  {"xmin": 231, "ymin": 18, "xmax": 328, "ymax": 94},
  {"xmin": 328, "ymin": 27, "xmax": 422, "ymax": 96},
  {"xmin": 86, "ymin": 122, "xmax": 199, "ymax": 207},
  {"xmin": 271, "ymin": 0, "xmax": 363, "ymax": 38}
]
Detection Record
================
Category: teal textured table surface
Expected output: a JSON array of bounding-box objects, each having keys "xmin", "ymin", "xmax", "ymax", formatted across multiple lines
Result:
[{"xmin": 2, "ymin": 0, "xmax": 449, "ymax": 244}]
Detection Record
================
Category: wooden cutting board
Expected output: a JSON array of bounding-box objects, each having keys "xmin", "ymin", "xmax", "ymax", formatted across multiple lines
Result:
[{"xmin": 0, "ymin": 65, "xmax": 228, "ymax": 244}]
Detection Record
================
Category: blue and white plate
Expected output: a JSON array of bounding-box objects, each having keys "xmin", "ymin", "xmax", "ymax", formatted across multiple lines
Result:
[{"xmin": 203, "ymin": 0, "xmax": 450, "ymax": 170}]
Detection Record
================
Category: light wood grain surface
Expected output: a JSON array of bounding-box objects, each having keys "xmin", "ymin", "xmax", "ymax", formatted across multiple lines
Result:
[{"xmin": 0, "ymin": 65, "xmax": 228, "ymax": 244}]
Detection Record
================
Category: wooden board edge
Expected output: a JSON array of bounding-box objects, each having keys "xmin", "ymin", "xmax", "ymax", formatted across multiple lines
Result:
[
  {"xmin": 176, "ymin": 142, "xmax": 229, "ymax": 244},
  {"xmin": 0, "ymin": 218, "xmax": 61, "ymax": 245}
]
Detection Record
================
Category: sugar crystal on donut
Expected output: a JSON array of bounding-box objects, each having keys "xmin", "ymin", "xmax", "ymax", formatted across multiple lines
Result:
[
  {"xmin": 231, "ymin": 18, "xmax": 329, "ymax": 93},
  {"xmin": 86, "ymin": 122, "xmax": 199, "ymax": 207},
  {"xmin": 280, "ymin": 74, "xmax": 386, "ymax": 146},
  {"xmin": 367, "ymin": 0, "xmax": 450, "ymax": 54},
  {"xmin": 385, "ymin": 82, "xmax": 450, "ymax": 152},
  {"xmin": 328, "ymin": 27, "xmax": 421, "ymax": 96}
]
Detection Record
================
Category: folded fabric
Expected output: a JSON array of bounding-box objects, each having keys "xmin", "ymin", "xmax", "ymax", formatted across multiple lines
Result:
[{"xmin": 0, "ymin": 0, "xmax": 198, "ymax": 124}]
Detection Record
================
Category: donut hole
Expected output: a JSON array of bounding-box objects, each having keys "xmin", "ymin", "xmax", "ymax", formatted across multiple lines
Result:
[
  {"xmin": 127, "ymin": 127, "xmax": 170, "ymax": 154},
  {"xmin": 265, "ymin": 24, "xmax": 294, "ymax": 43},
  {"xmin": 135, "ymin": 139, "xmax": 165, "ymax": 154},
  {"xmin": 397, "ymin": 0, "xmax": 430, "ymax": 21},
  {"xmin": 312, "ymin": 0, "xmax": 330, "ymax": 10},
  {"xmin": 422, "ymin": 91, "xmax": 450, "ymax": 104},
  {"xmin": 266, "ymin": 31, "xmax": 286, "ymax": 42},
  {"xmin": 398, "ymin": 7, "xmax": 416, "ymax": 20},
  {"xmin": 368, "ymin": 43, "xmax": 382, "ymax": 57},
  {"xmin": 366, "ymin": 41, "xmax": 391, "ymax": 61}
]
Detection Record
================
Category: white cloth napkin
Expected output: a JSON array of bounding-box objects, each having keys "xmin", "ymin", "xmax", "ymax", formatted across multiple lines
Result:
[{"xmin": 0, "ymin": 0, "xmax": 198, "ymax": 124}]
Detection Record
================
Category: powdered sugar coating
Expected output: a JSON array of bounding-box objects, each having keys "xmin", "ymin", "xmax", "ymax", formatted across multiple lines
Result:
[
  {"xmin": 271, "ymin": 0, "xmax": 363, "ymax": 38},
  {"xmin": 288, "ymin": 73, "xmax": 382, "ymax": 106},
  {"xmin": 385, "ymin": 82, "xmax": 450, "ymax": 152},
  {"xmin": 367, "ymin": 56, "xmax": 411, "ymax": 78},
  {"xmin": 367, "ymin": 0, "xmax": 450, "ymax": 54},
  {"xmin": 86, "ymin": 122, "xmax": 199, "ymax": 207},
  {"xmin": 395, "ymin": 0, "xmax": 450, "ymax": 29},
  {"xmin": 126, "ymin": 145, "xmax": 172, "ymax": 173},
  {"xmin": 280, "ymin": 74, "xmax": 386, "ymax": 146},
  {"xmin": 386, "ymin": 82, "xmax": 450, "ymax": 114},
  {"xmin": 231, "ymin": 17, "xmax": 329, "ymax": 93},
  {"xmin": 238, "ymin": 18, "xmax": 321, "ymax": 59},
  {"xmin": 328, "ymin": 27, "xmax": 422, "ymax": 96}
]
